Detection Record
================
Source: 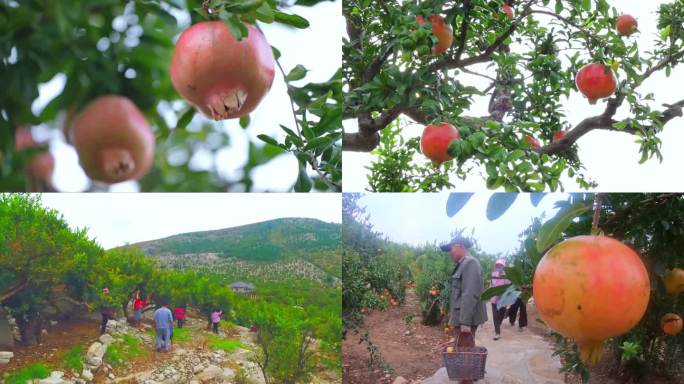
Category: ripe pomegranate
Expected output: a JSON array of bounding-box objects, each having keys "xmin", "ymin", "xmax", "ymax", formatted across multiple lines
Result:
[
  {"xmin": 616, "ymin": 14, "xmax": 638, "ymax": 36},
  {"xmin": 430, "ymin": 288, "xmax": 439, "ymax": 297},
  {"xmin": 420, "ymin": 122, "xmax": 461, "ymax": 166},
  {"xmin": 523, "ymin": 135, "xmax": 541, "ymax": 149},
  {"xmin": 552, "ymin": 131, "xmax": 568, "ymax": 143},
  {"xmin": 575, "ymin": 63, "xmax": 617, "ymax": 105},
  {"xmin": 533, "ymin": 236, "xmax": 650, "ymax": 364},
  {"xmin": 416, "ymin": 15, "xmax": 453, "ymax": 55},
  {"xmin": 170, "ymin": 21, "xmax": 275, "ymax": 120},
  {"xmin": 502, "ymin": 4, "xmax": 514, "ymax": 20},
  {"xmin": 70, "ymin": 95, "xmax": 154, "ymax": 184},
  {"xmin": 15, "ymin": 127, "xmax": 55, "ymax": 187},
  {"xmin": 661, "ymin": 313, "xmax": 683, "ymax": 336},
  {"xmin": 663, "ymin": 268, "xmax": 684, "ymax": 296}
]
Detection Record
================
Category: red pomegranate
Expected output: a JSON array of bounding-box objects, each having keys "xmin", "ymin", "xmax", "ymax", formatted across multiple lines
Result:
[
  {"xmin": 416, "ymin": 15, "xmax": 453, "ymax": 55},
  {"xmin": 420, "ymin": 122, "xmax": 461, "ymax": 166},
  {"xmin": 661, "ymin": 313, "xmax": 683, "ymax": 336},
  {"xmin": 533, "ymin": 236, "xmax": 650, "ymax": 364},
  {"xmin": 575, "ymin": 63, "xmax": 617, "ymax": 105},
  {"xmin": 15, "ymin": 127, "xmax": 54, "ymax": 186},
  {"xmin": 616, "ymin": 14, "xmax": 638, "ymax": 36},
  {"xmin": 552, "ymin": 131, "xmax": 567, "ymax": 143},
  {"xmin": 502, "ymin": 4, "xmax": 514, "ymax": 20},
  {"xmin": 523, "ymin": 135, "xmax": 541, "ymax": 149},
  {"xmin": 170, "ymin": 21, "xmax": 275, "ymax": 120},
  {"xmin": 70, "ymin": 95, "xmax": 154, "ymax": 184}
]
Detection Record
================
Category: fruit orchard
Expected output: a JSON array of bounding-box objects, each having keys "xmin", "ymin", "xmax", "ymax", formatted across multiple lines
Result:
[
  {"xmin": 343, "ymin": 0, "xmax": 684, "ymax": 192},
  {"xmin": 1, "ymin": 0, "xmax": 341, "ymax": 192},
  {"xmin": 0, "ymin": 194, "xmax": 341, "ymax": 383}
]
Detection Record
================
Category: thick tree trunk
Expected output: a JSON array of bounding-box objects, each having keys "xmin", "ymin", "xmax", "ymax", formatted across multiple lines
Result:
[{"xmin": 15, "ymin": 312, "xmax": 41, "ymax": 346}]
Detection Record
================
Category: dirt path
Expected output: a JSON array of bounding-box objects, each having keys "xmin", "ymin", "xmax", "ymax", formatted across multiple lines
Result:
[{"xmin": 343, "ymin": 289, "xmax": 566, "ymax": 384}]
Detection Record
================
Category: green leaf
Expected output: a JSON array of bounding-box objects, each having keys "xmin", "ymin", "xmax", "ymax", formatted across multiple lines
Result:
[
  {"xmin": 480, "ymin": 283, "xmax": 511, "ymax": 301},
  {"xmin": 496, "ymin": 286, "xmax": 521, "ymax": 309},
  {"xmin": 286, "ymin": 64, "xmax": 308, "ymax": 81},
  {"xmin": 257, "ymin": 134, "xmax": 280, "ymax": 147},
  {"xmin": 446, "ymin": 193, "xmax": 474, "ymax": 217},
  {"xmin": 486, "ymin": 193, "xmax": 518, "ymax": 221},
  {"xmin": 176, "ymin": 108, "xmax": 195, "ymax": 130},
  {"xmin": 504, "ymin": 265, "xmax": 524, "ymax": 286},
  {"xmin": 536, "ymin": 201, "xmax": 592, "ymax": 252},
  {"xmin": 255, "ymin": 1, "xmax": 274, "ymax": 23},
  {"xmin": 294, "ymin": 162, "xmax": 312, "ymax": 192},
  {"xmin": 220, "ymin": 11, "xmax": 248, "ymax": 40},
  {"xmin": 239, "ymin": 115, "xmax": 251, "ymax": 128},
  {"xmin": 274, "ymin": 11, "xmax": 310, "ymax": 28}
]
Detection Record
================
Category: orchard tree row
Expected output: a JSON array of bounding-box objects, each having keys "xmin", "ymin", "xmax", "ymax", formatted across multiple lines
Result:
[
  {"xmin": 0, "ymin": 194, "xmax": 340, "ymax": 384},
  {"xmin": 343, "ymin": 0, "xmax": 684, "ymax": 191},
  {"xmin": 1, "ymin": 0, "xmax": 341, "ymax": 192}
]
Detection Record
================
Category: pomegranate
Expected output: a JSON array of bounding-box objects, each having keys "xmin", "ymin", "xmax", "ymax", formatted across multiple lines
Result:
[
  {"xmin": 70, "ymin": 95, "xmax": 154, "ymax": 184},
  {"xmin": 663, "ymin": 268, "xmax": 684, "ymax": 296},
  {"xmin": 661, "ymin": 313, "xmax": 683, "ymax": 336},
  {"xmin": 523, "ymin": 135, "xmax": 541, "ymax": 149},
  {"xmin": 420, "ymin": 122, "xmax": 461, "ymax": 166},
  {"xmin": 416, "ymin": 15, "xmax": 453, "ymax": 55},
  {"xmin": 170, "ymin": 21, "xmax": 275, "ymax": 120},
  {"xmin": 502, "ymin": 4, "xmax": 514, "ymax": 20},
  {"xmin": 616, "ymin": 14, "xmax": 638, "ymax": 36},
  {"xmin": 552, "ymin": 131, "xmax": 568, "ymax": 143},
  {"xmin": 575, "ymin": 63, "xmax": 617, "ymax": 105},
  {"xmin": 430, "ymin": 288, "xmax": 439, "ymax": 297},
  {"xmin": 533, "ymin": 235, "xmax": 650, "ymax": 364},
  {"xmin": 15, "ymin": 127, "xmax": 55, "ymax": 187}
]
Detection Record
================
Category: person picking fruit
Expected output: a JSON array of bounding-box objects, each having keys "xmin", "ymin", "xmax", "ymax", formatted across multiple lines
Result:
[{"xmin": 490, "ymin": 259, "xmax": 510, "ymax": 340}]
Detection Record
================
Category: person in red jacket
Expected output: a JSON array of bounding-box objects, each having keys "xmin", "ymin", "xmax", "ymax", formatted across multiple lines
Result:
[
  {"xmin": 133, "ymin": 290, "xmax": 148, "ymax": 329},
  {"xmin": 173, "ymin": 305, "xmax": 186, "ymax": 329}
]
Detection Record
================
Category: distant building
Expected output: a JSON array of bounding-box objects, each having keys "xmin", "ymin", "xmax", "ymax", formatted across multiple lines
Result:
[{"xmin": 229, "ymin": 282, "xmax": 256, "ymax": 295}]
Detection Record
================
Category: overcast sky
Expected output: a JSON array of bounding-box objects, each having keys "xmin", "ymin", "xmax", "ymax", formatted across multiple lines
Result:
[
  {"xmin": 343, "ymin": 0, "xmax": 684, "ymax": 192},
  {"xmin": 357, "ymin": 193, "xmax": 566, "ymax": 255},
  {"xmin": 39, "ymin": 193, "xmax": 341, "ymax": 249},
  {"xmin": 30, "ymin": 0, "xmax": 342, "ymax": 192}
]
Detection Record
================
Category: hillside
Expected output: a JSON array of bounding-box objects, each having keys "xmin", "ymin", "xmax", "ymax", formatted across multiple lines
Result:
[{"xmin": 128, "ymin": 218, "xmax": 342, "ymax": 284}]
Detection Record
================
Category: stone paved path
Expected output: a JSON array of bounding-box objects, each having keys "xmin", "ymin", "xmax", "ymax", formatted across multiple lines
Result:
[{"xmin": 421, "ymin": 304, "xmax": 565, "ymax": 384}]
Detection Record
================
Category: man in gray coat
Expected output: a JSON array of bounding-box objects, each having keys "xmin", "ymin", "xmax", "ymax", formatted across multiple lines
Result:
[{"xmin": 441, "ymin": 236, "xmax": 488, "ymax": 338}]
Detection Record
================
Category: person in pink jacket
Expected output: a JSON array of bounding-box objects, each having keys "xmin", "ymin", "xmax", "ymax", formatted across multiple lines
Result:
[
  {"xmin": 211, "ymin": 309, "xmax": 223, "ymax": 334},
  {"xmin": 490, "ymin": 259, "xmax": 511, "ymax": 340}
]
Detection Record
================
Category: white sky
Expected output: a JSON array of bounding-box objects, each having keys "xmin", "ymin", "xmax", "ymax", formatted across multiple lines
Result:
[
  {"xmin": 343, "ymin": 0, "xmax": 684, "ymax": 192},
  {"xmin": 358, "ymin": 193, "xmax": 566, "ymax": 255},
  {"xmin": 28, "ymin": 0, "xmax": 343, "ymax": 192},
  {"xmin": 38, "ymin": 193, "xmax": 341, "ymax": 249}
]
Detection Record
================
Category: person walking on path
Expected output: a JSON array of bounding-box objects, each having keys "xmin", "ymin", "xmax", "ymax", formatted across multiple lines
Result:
[
  {"xmin": 173, "ymin": 305, "xmax": 186, "ymax": 329},
  {"xmin": 490, "ymin": 259, "xmax": 511, "ymax": 340},
  {"xmin": 153, "ymin": 301, "xmax": 174, "ymax": 352},
  {"xmin": 508, "ymin": 297, "xmax": 528, "ymax": 331},
  {"xmin": 98, "ymin": 288, "xmax": 116, "ymax": 335},
  {"xmin": 211, "ymin": 309, "xmax": 223, "ymax": 334},
  {"xmin": 133, "ymin": 290, "xmax": 148, "ymax": 329},
  {"xmin": 441, "ymin": 235, "xmax": 487, "ymax": 384}
]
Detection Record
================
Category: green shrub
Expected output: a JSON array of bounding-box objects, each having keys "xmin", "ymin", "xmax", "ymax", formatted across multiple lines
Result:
[
  {"xmin": 105, "ymin": 334, "xmax": 145, "ymax": 367},
  {"xmin": 207, "ymin": 335, "xmax": 243, "ymax": 352},
  {"xmin": 61, "ymin": 344, "xmax": 85, "ymax": 371},
  {"xmin": 4, "ymin": 362, "xmax": 50, "ymax": 384}
]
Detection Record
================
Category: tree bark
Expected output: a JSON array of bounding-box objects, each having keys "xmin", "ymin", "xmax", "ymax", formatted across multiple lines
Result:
[{"xmin": 15, "ymin": 312, "xmax": 41, "ymax": 346}]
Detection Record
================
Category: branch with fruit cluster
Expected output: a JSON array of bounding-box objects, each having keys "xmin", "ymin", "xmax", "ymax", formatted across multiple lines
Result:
[{"xmin": 343, "ymin": 0, "xmax": 684, "ymax": 191}]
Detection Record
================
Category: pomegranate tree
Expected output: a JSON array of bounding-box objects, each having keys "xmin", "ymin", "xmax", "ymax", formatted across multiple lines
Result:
[
  {"xmin": 575, "ymin": 63, "xmax": 617, "ymax": 105},
  {"xmin": 616, "ymin": 14, "xmax": 638, "ymax": 36},
  {"xmin": 533, "ymin": 235, "xmax": 650, "ymax": 364},
  {"xmin": 416, "ymin": 15, "xmax": 453, "ymax": 55},
  {"xmin": 420, "ymin": 122, "xmax": 461, "ymax": 166},
  {"xmin": 69, "ymin": 95, "xmax": 154, "ymax": 184},
  {"xmin": 170, "ymin": 21, "xmax": 275, "ymax": 120}
]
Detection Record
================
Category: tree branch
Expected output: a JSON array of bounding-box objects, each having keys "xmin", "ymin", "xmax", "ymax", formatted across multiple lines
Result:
[{"xmin": 0, "ymin": 275, "xmax": 29, "ymax": 302}]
